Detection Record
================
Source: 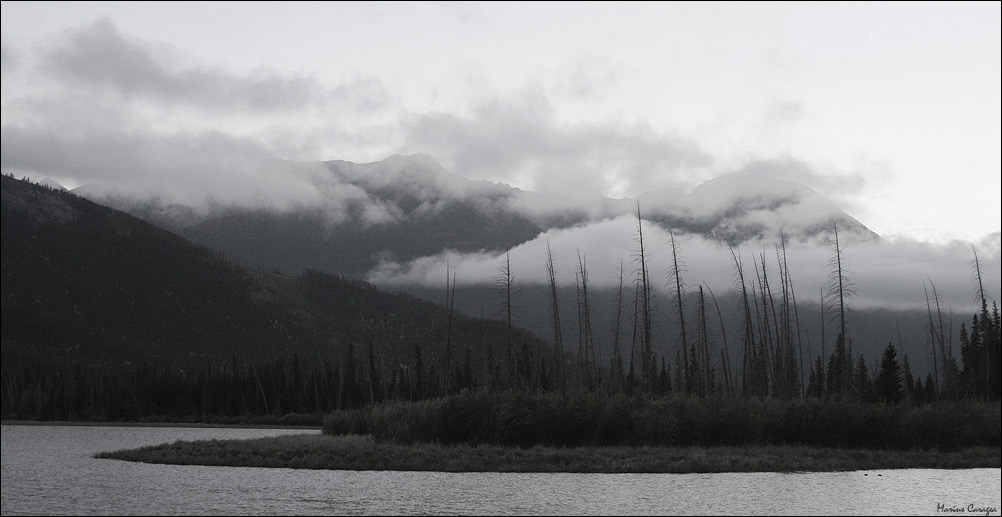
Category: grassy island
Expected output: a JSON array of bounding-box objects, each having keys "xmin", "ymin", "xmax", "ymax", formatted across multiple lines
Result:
[
  {"xmin": 96, "ymin": 433, "xmax": 1001, "ymax": 473},
  {"xmin": 97, "ymin": 393, "xmax": 1001, "ymax": 473}
]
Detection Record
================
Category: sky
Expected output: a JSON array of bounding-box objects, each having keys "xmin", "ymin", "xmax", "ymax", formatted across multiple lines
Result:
[{"xmin": 2, "ymin": 1, "xmax": 999, "ymax": 246}]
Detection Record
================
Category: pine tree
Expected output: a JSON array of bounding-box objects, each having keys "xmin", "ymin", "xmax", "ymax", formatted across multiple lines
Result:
[
  {"xmin": 806, "ymin": 357, "xmax": 825, "ymax": 398},
  {"xmin": 875, "ymin": 343, "xmax": 904, "ymax": 404},
  {"xmin": 902, "ymin": 354, "xmax": 915, "ymax": 405},
  {"xmin": 413, "ymin": 342, "xmax": 425, "ymax": 400},
  {"xmin": 923, "ymin": 372, "xmax": 937, "ymax": 404},
  {"xmin": 854, "ymin": 355, "xmax": 873, "ymax": 402},
  {"xmin": 826, "ymin": 332, "xmax": 851, "ymax": 399}
]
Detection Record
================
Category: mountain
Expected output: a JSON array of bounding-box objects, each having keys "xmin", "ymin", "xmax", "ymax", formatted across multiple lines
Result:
[
  {"xmin": 82, "ymin": 154, "xmax": 877, "ymax": 279},
  {"xmin": 637, "ymin": 173, "xmax": 879, "ymax": 243},
  {"xmin": 1, "ymin": 174, "xmax": 545, "ymax": 370},
  {"xmin": 38, "ymin": 178, "xmax": 68, "ymax": 191},
  {"xmin": 175, "ymin": 155, "xmax": 544, "ymax": 277}
]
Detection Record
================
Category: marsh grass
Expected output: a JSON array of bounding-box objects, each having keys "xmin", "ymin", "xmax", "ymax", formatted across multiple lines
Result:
[
  {"xmin": 96, "ymin": 433, "xmax": 1001, "ymax": 473},
  {"xmin": 324, "ymin": 393, "xmax": 1002, "ymax": 451},
  {"xmin": 96, "ymin": 394, "xmax": 1001, "ymax": 473}
]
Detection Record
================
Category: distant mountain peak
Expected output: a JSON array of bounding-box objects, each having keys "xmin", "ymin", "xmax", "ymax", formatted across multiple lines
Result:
[
  {"xmin": 383, "ymin": 152, "xmax": 447, "ymax": 170},
  {"xmin": 38, "ymin": 177, "xmax": 68, "ymax": 191},
  {"xmin": 73, "ymin": 152, "xmax": 879, "ymax": 277},
  {"xmin": 633, "ymin": 171, "xmax": 878, "ymax": 244},
  {"xmin": 1, "ymin": 175, "xmax": 79, "ymax": 224}
]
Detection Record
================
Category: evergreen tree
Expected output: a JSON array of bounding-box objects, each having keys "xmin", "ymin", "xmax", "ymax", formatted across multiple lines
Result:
[
  {"xmin": 659, "ymin": 357, "xmax": 672, "ymax": 395},
  {"xmin": 854, "ymin": 355, "xmax": 873, "ymax": 402},
  {"xmin": 366, "ymin": 341, "xmax": 383, "ymax": 403},
  {"xmin": 826, "ymin": 333, "xmax": 851, "ymax": 399},
  {"xmin": 806, "ymin": 357, "xmax": 825, "ymax": 399},
  {"xmin": 874, "ymin": 343, "xmax": 904, "ymax": 404},
  {"xmin": 413, "ymin": 342, "xmax": 425, "ymax": 400},
  {"xmin": 902, "ymin": 354, "xmax": 915, "ymax": 405},
  {"xmin": 923, "ymin": 372, "xmax": 937, "ymax": 404},
  {"xmin": 343, "ymin": 342, "xmax": 359, "ymax": 408}
]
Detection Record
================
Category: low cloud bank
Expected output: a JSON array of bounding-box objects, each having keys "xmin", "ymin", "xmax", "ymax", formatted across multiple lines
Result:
[{"xmin": 368, "ymin": 215, "xmax": 1001, "ymax": 314}]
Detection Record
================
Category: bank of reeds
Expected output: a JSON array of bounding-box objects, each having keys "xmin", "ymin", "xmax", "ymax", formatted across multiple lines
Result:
[
  {"xmin": 96, "ymin": 433, "xmax": 1001, "ymax": 473},
  {"xmin": 322, "ymin": 392, "xmax": 1001, "ymax": 451}
]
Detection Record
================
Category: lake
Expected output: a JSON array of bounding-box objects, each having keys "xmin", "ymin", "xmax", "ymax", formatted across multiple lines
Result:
[{"xmin": 1, "ymin": 424, "xmax": 999, "ymax": 515}]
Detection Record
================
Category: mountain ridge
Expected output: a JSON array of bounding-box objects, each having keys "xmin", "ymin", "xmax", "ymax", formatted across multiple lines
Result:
[
  {"xmin": 1, "ymin": 173, "xmax": 546, "ymax": 371},
  {"xmin": 77, "ymin": 153, "xmax": 878, "ymax": 278}
]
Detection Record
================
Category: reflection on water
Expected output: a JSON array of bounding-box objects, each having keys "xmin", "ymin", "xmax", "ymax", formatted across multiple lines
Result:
[{"xmin": 2, "ymin": 425, "xmax": 999, "ymax": 516}]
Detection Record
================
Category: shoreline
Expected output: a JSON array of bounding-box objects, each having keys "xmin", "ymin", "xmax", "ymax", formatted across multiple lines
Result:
[{"xmin": 95, "ymin": 433, "xmax": 1002, "ymax": 474}]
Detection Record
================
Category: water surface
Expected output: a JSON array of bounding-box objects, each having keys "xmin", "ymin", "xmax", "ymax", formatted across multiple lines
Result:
[{"xmin": 2, "ymin": 425, "xmax": 998, "ymax": 515}]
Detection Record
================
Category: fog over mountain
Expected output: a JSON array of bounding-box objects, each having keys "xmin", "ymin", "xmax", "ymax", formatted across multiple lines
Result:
[
  {"xmin": 371, "ymin": 213, "xmax": 999, "ymax": 313},
  {"xmin": 65, "ymin": 152, "xmax": 998, "ymax": 317},
  {"xmin": 2, "ymin": 14, "xmax": 997, "ymax": 319},
  {"xmin": 5, "ymin": 13, "xmax": 997, "ymax": 248}
]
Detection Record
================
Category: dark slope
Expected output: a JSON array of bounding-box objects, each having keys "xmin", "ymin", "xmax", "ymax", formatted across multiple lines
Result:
[
  {"xmin": 83, "ymin": 154, "xmax": 877, "ymax": 279},
  {"xmin": 179, "ymin": 199, "xmax": 540, "ymax": 277},
  {"xmin": 176, "ymin": 155, "xmax": 544, "ymax": 277},
  {"xmin": 1, "ymin": 174, "xmax": 546, "ymax": 371}
]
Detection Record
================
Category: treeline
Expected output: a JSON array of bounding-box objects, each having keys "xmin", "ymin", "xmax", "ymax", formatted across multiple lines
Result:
[
  {"xmin": 2, "ymin": 173, "xmax": 550, "ymax": 372},
  {"xmin": 439, "ymin": 213, "xmax": 1001, "ymax": 405},
  {"xmin": 322, "ymin": 391, "xmax": 1001, "ymax": 451},
  {"xmin": 2, "ymin": 239, "xmax": 998, "ymax": 424},
  {"xmin": 2, "ymin": 179, "xmax": 999, "ymax": 424},
  {"xmin": 2, "ymin": 308, "xmax": 996, "ymax": 423},
  {"xmin": 1, "ymin": 173, "xmax": 318, "ymax": 364},
  {"xmin": 1, "ymin": 337, "xmax": 479, "ymax": 423},
  {"xmin": 2, "ymin": 355, "xmax": 332, "ymax": 423}
]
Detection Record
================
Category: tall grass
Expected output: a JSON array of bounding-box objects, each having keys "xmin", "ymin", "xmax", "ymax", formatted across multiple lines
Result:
[
  {"xmin": 97, "ymin": 433, "xmax": 1002, "ymax": 473},
  {"xmin": 323, "ymin": 392, "xmax": 1001, "ymax": 450}
]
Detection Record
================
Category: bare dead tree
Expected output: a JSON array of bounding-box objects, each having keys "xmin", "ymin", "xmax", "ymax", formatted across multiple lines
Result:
[
  {"xmin": 826, "ymin": 222, "xmax": 852, "ymax": 350},
  {"xmin": 778, "ymin": 232, "xmax": 808, "ymax": 398},
  {"xmin": 927, "ymin": 279, "xmax": 956, "ymax": 399},
  {"xmin": 545, "ymin": 240, "xmax": 566, "ymax": 393},
  {"xmin": 495, "ymin": 248, "xmax": 518, "ymax": 389},
  {"xmin": 774, "ymin": 233, "xmax": 802, "ymax": 398},
  {"xmin": 706, "ymin": 284, "xmax": 734, "ymax": 397},
  {"xmin": 819, "ymin": 287, "xmax": 825, "ymax": 398},
  {"xmin": 634, "ymin": 203, "xmax": 654, "ymax": 388},
  {"xmin": 697, "ymin": 285, "xmax": 711, "ymax": 396},
  {"xmin": 577, "ymin": 250, "xmax": 597, "ymax": 390},
  {"xmin": 824, "ymin": 222, "xmax": 854, "ymax": 399},
  {"xmin": 751, "ymin": 255, "xmax": 775, "ymax": 396},
  {"xmin": 627, "ymin": 269, "xmax": 642, "ymax": 394},
  {"xmin": 923, "ymin": 283, "xmax": 941, "ymax": 401},
  {"xmin": 759, "ymin": 252, "xmax": 782, "ymax": 397},
  {"xmin": 443, "ymin": 260, "xmax": 457, "ymax": 394},
  {"xmin": 668, "ymin": 229, "xmax": 691, "ymax": 393},
  {"xmin": 609, "ymin": 259, "xmax": 627, "ymax": 394},
  {"xmin": 971, "ymin": 245, "xmax": 994, "ymax": 398},
  {"xmin": 729, "ymin": 245, "xmax": 757, "ymax": 395}
]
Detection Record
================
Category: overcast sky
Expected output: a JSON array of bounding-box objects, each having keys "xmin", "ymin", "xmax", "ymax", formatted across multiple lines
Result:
[{"xmin": 2, "ymin": 1, "xmax": 999, "ymax": 244}]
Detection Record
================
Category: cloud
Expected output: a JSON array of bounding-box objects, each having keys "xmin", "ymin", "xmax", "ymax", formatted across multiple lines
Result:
[
  {"xmin": 761, "ymin": 100, "xmax": 806, "ymax": 129},
  {"xmin": 0, "ymin": 18, "xmax": 406, "ymax": 221},
  {"xmin": 3, "ymin": 123, "xmax": 295, "ymax": 207},
  {"xmin": 2, "ymin": 17, "xmax": 877, "ymax": 238},
  {"xmin": 368, "ymin": 214, "xmax": 1001, "ymax": 315},
  {"xmin": 38, "ymin": 18, "xmax": 337, "ymax": 113},
  {"xmin": 1, "ymin": 41, "xmax": 19, "ymax": 75},
  {"xmin": 552, "ymin": 53, "xmax": 628, "ymax": 101},
  {"xmin": 732, "ymin": 157, "xmax": 867, "ymax": 203},
  {"xmin": 399, "ymin": 88, "xmax": 713, "ymax": 200},
  {"xmin": 4, "ymin": 16, "xmax": 989, "ymax": 255}
]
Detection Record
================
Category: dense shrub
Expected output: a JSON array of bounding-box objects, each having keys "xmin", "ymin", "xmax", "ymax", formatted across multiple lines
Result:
[{"xmin": 323, "ymin": 392, "xmax": 1001, "ymax": 451}]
